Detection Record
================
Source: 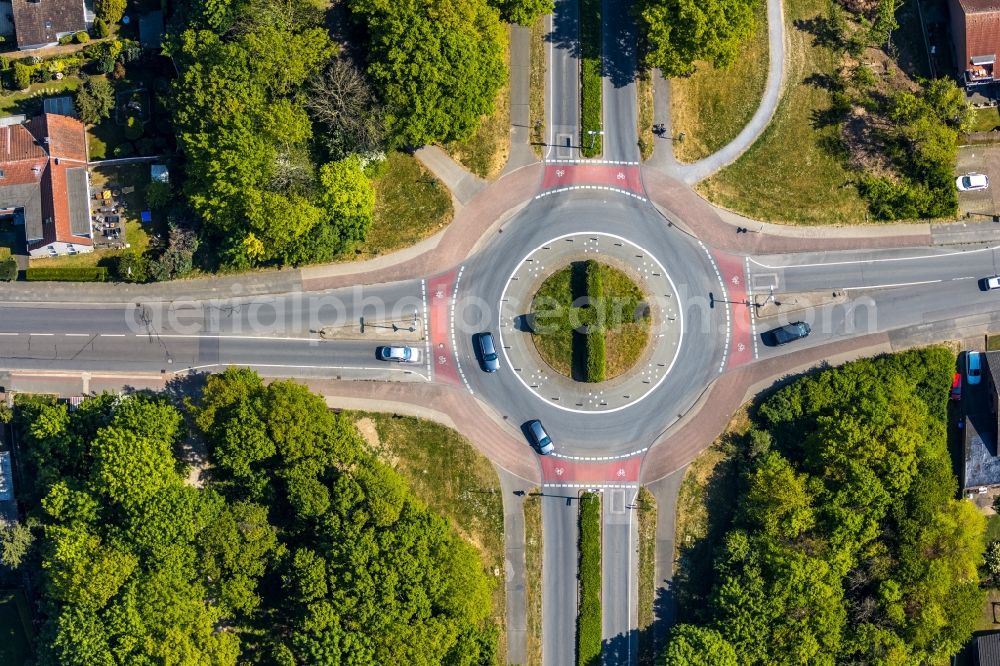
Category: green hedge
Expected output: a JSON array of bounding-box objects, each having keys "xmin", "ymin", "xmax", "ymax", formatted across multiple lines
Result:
[
  {"xmin": 579, "ymin": 0, "xmax": 602, "ymax": 157},
  {"xmin": 585, "ymin": 327, "xmax": 606, "ymax": 383},
  {"xmin": 0, "ymin": 258, "xmax": 17, "ymax": 281},
  {"xmin": 578, "ymin": 492, "xmax": 602, "ymax": 665},
  {"xmin": 585, "ymin": 259, "xmax": 603, "ymax": 301},
  {"xmin": 26, "ymin": 267, "xmax": 108, "ymax": 282}
]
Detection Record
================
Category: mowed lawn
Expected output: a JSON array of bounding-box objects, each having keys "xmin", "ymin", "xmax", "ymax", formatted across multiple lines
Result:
[
  {"xmin": 357, "ymin": 151, "xmax": 454, "ymax": 259},
  {"xmin": 697, "ymin": 0, "xmax": 868, "ymax": 225},
  {"xmin": 670, "ymin": 0, "xmax": 769, "ymax": 163}
]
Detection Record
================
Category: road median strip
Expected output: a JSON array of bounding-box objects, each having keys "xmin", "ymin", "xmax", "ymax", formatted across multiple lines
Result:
[{"xmin": 577, "ymin": 491, "xmax": 602, "ymax": 665}]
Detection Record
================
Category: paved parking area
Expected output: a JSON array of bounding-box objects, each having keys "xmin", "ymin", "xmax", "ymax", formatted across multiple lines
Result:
[{"xmin": 957, "ymin": 144, "xmax": 1000, "ymax": 218}]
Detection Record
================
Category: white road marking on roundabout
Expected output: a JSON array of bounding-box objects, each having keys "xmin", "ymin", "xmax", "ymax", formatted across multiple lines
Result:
[
  {"xmin": 698, "ymin": 241, "xmax": 729, "ymax": 373},
  {"xmin": 497, "ymin": 231, "xmax": 683, "ymax": 414},
  {"xmin": 552, "ymin": 448, "xmax": 649, "ymax": 461},
  {"xmin": 745, "ymin": 256, "xmax": 759, "ymax": 360},
  {"xmin": 450, "ymin": 266, "xmax": 474, "ymax": 395},
  {"xmin": 421, "ymin": 279, "xmax": 432, "ymax": 380},
  {"xmin": 748, "ymin": 243, "xmax": 1000, "ymax": 270},
  {"xmin": 535, "ymin": 185, "xmax": 647, "ymax": 202}
]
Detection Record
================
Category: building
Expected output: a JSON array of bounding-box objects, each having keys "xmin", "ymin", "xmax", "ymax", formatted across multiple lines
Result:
[
  {"xmin": 972, "ymin": 631, "xmax": 1000, "ymax": 665},
  {"xmin": 950, "ymin": 0, "xmax": 1000, "ymax": 86},
  {"xmin": 0, "ymin": 113, "xmax": 93, "ymax": 257},
  {"xmin": 11, "ymin": 0, "xmax": 87, "ymax": 50}
]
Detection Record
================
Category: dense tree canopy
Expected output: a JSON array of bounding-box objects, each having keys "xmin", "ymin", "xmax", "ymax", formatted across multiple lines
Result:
[
  {"xmin": 634, "ymin": 0, "xmax": 757, "ymax": 76},
  {"xmin": 168, "ymin": 2, "xmax": 376, "ymax": 269},
  {"xmin": 666, "ymin": 348, "xmax": 985, "ymax": 664},
  {"xmin": 11, "ymin": 370, "xmax": 499, "ymax": 664},
  {"xmin": 350, "ymin": 0, "xmax": 508, "ymax": 145}
]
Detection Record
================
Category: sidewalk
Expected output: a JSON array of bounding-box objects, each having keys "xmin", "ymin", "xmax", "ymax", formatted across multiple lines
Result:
[
  {"xmin": 645, "ymin": 0, "xmax": 787, "ymax": 184},
  {"xmin": 504, "ymin": 24, "xmax": 540, "ymax": 175},
  {"xmin": 415, "ymin": 146, "xmax": 486, "ymax": 207},
  {"xmin": 642, "ymin": 168, "xmax": 940, "ymax": 254},
  {"xmin": 497, "ymin": 465, "xmax": 534, "ymax": 666},
  {"xmin": 644, "ymin": 467, "xmax": 686, "ymax": 651}
]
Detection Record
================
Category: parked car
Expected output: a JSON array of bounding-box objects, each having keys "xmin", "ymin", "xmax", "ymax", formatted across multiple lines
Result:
[
  {"xmin": 951, "ymin": 372, "xmax": 962, "ymax": 401},
  {"xmin": 761, "ymin": 322, "xmax": 811, "ymax": 347},
  {"xmin": 526, "ymin": 419, "xmax": 555, "ymax": 455},
  {"xmin": 475, "ymin": 332, "xmax": 500, "ymax": 372},
  {"xmin": 980, "ymin": 275, "xmax": 1000, "ymax": 291},
  {"xmin": 967, "ymin": 351, "xmax": 983, "ymax": 386},
  {"xmin": 377, "ymin": 346, "xmax": 422, "ymax": 363},
  {"xmin": 956, "ymin": 173, "xmax": 990, "ymax": 192}
]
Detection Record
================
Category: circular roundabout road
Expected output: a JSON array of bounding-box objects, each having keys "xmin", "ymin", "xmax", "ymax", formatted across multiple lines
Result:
[{"xmin": 453, "ymin": 190, "xmax": 731, "ymax": 458}]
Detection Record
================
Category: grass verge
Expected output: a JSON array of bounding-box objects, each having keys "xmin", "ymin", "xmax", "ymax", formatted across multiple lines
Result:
[
  {"xmin": 637, "ymin": 487, "xmax": 657, "ymax": 665},
  {"xmin": 530, "ymin": 15, "xmax": 547, "ymax": 157},
  {"xmin": 531, "ymin": 262, "xmax": 649, "ymax": 381},
  {"xmin": 525, "ymin": 490, "xmax": 543, "ymax": 666},
  {"xmin": 0, "ymin": 588, "xmax": 33, "ymax": 665},
  {"xmin": 578, "ymin": 491, "xmax": 602, "ymax": 666},
  {"xmin": 970, "ymin": 107, "xmax": 1000, "ymax": 134},
  {"xmin": 637, "ymin": 73, "xmax": 654, "ymax": 161},
  {"xmin": 669, "ymin": 0, "xmax": 768, "ymax": 163},
  {"xmin": 579, "ymin": 0, "xmax": 602, "ymax": 157},
  {"xmin": 349, "ymin": 412, "xmax": 507, "ymax": 663},
  {"xmin": 446, "ymin": 38, "xmax": 511, "ymax": 179},
  {"xmin": 359, "ymin": 151, "xmax": 454, "ymax": 259},
  {"xmin": 698, "ymin": 0, "xmax": 868, "ymax": 224}
]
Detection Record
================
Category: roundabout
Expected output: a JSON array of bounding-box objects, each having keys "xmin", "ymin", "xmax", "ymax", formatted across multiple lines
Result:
[
  {"xmin": 452, "ymin": 190, "xmax": 731, "ymax": 457},
  {"xmin": 496, "ymin": 232, "xmax": 682, "ymax": 413}
]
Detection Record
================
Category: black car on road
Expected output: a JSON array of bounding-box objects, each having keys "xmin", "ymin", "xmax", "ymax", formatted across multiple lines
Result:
[{"xmin": 761, "ymin": 322, "xmax": 811, "ymax": 347}]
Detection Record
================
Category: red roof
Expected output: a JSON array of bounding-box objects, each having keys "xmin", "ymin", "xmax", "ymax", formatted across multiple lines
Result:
[{"xmin": 0, "ymin": 114, "xmax": 91, "ymax": 250}]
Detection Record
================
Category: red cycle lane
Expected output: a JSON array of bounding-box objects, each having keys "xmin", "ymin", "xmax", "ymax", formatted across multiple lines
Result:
[
  {"xmin": 540, "ymin": 164, "xmax": 644, "ymax": 197},
  {"xmin": 538, "ymin": 454, "xmax": 642, "ymax": 486},
  {"xmin": 426, "ymin": 270, "xmax": 460, "ymax": 386},
  {"xmin": 711, "ymin": 251, "xmax": 754, "ymax": 369}
]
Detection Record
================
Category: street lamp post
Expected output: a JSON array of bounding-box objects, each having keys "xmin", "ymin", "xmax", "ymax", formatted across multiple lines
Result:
[{"xmin": 587, "ymin": 130, "xmax": 604, "ymax": 151}]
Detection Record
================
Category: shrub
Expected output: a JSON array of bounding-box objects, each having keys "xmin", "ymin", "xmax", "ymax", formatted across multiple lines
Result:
[
  {"xmin": 96, "ymin": 0, "xmax": 127, "ymax": 25},
  {"xmin": 75, "ymin": 31, "xmax": 90, "ymax": 44},
  {"xmin": 25, "ymin": 267, "xmax": 108, "ymax": 282},
  {"xmin": 124, "ymin": 115, "xmax": 143, "ymax": 141},
  {"xmin": 58, "ymin": 35, "xmax": 74, "ymax": 46},
  {"xmin": 93, "ymin": 18, "xmax": 110, "ymax": 38},
  {"xmin": 584, "ymin": 258, "xmax": 603, "ymax": 301},
  {"xmin": 578, "ymin": 492, "xmax": 602, "ymax": 666},
  {"xmin": 0, "ymin": 56, "xmax": 9, "ymax": 72},
  {"xmin": 37, "ymin": 69, "xmax": 52, "ymax": 83},
  {"xmin": 145, "ymin": 181, "xmax": 172, "ymax": 209},
  {"xmin": 113, "ymin": 142, "xmax": 135, "ymax": 157},
  {"xmin": 0, "ymin": 258, "xmax": 17, "ymax": 281},
  {"xmin": 115, "ymin": 251, "xmax": 148, "ymax": 283},
  {"xmin": 585, "ymin": 327, "xmax": 606, "ymax": 382},
  {"xmin": 12, "ymin": 62, "xmax": 31, "ymax": 90},
  {"xmin": 112, "ymin": 61, "xmax": 125, "ymax": 80}
]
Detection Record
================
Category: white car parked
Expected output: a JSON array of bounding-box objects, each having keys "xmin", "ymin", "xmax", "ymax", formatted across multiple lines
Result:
[{"xmin": 956, "ymin": 173, "xmax": 990, "ymax": 191}]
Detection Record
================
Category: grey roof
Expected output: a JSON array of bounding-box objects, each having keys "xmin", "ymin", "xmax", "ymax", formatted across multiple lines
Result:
[
  {"xmin": 65, "ymin": 167, "xmax": 88, "ymax": 236},
  {"xmin": 976, "ymin": 632, "xmax": 1000, "ymax": 666},
  {"xmin": 0, "ymin": 180, "xmax": 41, "ymax": 241},
  {"xmin": 42, "ymin": 96, "xmax": 77, "ymax": 119},
  {"xmin": 963, "ymin": 412, "xmax": 1000, "ymax": 489}
]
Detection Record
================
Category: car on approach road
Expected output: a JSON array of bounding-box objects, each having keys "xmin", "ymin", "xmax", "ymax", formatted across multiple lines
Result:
[
  {"xmin": 967, "ymin": 351, "xmax": 983, "ymax": 385},
  {"xmin": 526, "ymin": 419, "xmax": 555, "ymax": 455},
  {"xmin": 475, "ymin": 332, "xmax": 500, "ymax": 372},
  {"xmin": 957, "ymin": 173, "xmax": 990, "ymax": 191},
  {"xmin": 980, "ymin": 276, "xmax": 1000, "ymax": 291},
  {"xmin": 761, "ymin": 322, "xmax": 812, "ymax": 347},
  {"xmin": 377, "ymin": 346, "xmax": 422, "ymax": 363},
  {"xmin": 951, "ymin": 372, "xmax": 962, "ymax": 401}
]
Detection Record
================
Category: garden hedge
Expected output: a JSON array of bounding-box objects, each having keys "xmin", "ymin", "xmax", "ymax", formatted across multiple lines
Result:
[
  {"xmin": 585, "ymin": 327, "xmax": 606, "ymax": 382},
  {"xmin": 26, "ymin": 267, "xmax": 108, "ymax": 282},
  {"xmin": 578, "ymin": 492, "xmax": 602, "ymax": 665}
]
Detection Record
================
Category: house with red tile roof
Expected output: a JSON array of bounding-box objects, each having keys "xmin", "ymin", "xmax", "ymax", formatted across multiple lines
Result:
[
  {"xmin": 0, "ymin": 113, "xmax": 93, "ymax": 257},
  {"xmin": 950, "ymin": 0, "xmax": 1000, "ymax": 85}
]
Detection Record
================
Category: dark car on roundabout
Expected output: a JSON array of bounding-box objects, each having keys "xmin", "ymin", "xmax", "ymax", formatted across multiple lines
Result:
[
  {"xmin": 475, "ymin": 332, "xmax": 500, "ymax": 372},
  {"xmin": 761, "ymin": 321, "xmax": 811, "ymax": 347},
  {"xmin": 524, "ymin": 420, "xmax": 555, "ymax": 455}
]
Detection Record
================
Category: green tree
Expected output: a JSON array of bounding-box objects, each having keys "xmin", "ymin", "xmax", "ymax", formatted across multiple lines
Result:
[
  {"xmin": 95, "ymin": 0, "xmax": 127, "ymax": 24},
  {"xmin": 0, "ymin": 522, "xmax": 34, "ymax": 568},
  {"xmin": 316, "ymin": 155, "xmax": 375, "ymax": 253},
  {"xmin": 75, "ymin": 77, "xmax": 115, "ymax": 125},
  {"xmin": 634, "ymin": 0, "xmax": 756, "ymax": 76},
  {"xmin": 664, "ymin": 625, "xmax": 739, "ymax": 665},
  {"xmin": 490, "ymin": 0, "xmax": 554, "ymax": 25},
  {"xmin": 350, "ymin": 0, "xmax": 507, "ymax": 145},
  {"xmin": 12, "ymin": 62, "xmax": 31, "ymax": 90}
]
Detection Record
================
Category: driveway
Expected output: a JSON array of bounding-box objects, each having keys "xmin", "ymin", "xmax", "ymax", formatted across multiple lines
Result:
[{"xmin": 957, "ymin": 144, "xmax": 1000, "ymax": 219}]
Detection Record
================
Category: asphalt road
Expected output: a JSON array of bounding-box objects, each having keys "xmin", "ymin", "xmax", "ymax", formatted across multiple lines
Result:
[
  {"xmin": 542, "ymin": 492, "xmax": 579, "ymax": 666},
  {"xmin": 601, "ymin": 0, "xmax": 639, "ymax": 163},
  {"xmin": 548, "ymin": 0, "xmax": 581, "ymax": 160},
  {"xmin": 602, "ymin": 487, "xmax": 638, "ymax": 666}
]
